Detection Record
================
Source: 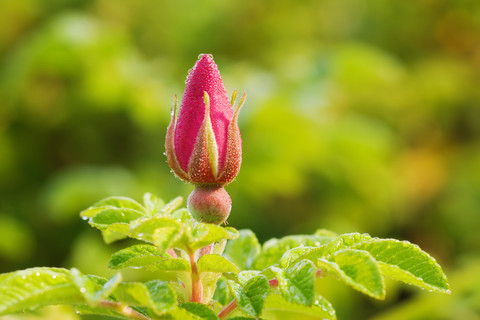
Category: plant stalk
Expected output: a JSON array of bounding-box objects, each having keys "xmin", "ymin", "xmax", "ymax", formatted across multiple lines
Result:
[
  {"xmin": 218, "ymin": 299, "xmax": 237, "ymax": 320},
  {"xmin": 189, "ymin": 252, "xmax": 203, "ymax": 303}
]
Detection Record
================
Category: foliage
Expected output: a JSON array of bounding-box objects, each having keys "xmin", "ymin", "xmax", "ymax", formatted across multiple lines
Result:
[{"xmin": 0, "ymin": 194, "xmax": 449, "ymax": 319}]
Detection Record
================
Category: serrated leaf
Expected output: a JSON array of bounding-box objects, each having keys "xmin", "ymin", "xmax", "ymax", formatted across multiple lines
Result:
[
  {"xmin": 189, "ymin": 224, "xmax": 239, "ymax": 252},
  {"xmin": 71, "ymin": 268, "xmax": 105, "ymax": 304},
  {"xmin": 318, "ymin": 249, "xmax": 385, "ymax": 299},
  {"xmin": 179, "ymin": 302, "xmax": 219, "ymax": 320},
  {"xmin": 279, "ymin": 233, "xmax": 373, "ymax": 269},
  {"xmin": 228, "ymin": 275, "xmax": 269, "ymax": 318},
  {"xmin": 162, "ymin": 196, "xmax": 184, "ymax": 215},
  {"xmin": 130, "ymin": 216, "xmax": 181, "ymax": 244},
  {"xmin": 143, "ymin": 193, "xmax": 165, "ymax": 216},
  {"xmin": 89, "ymin": 208, "xmax": 145, "ymax": 243},
  {"xmin": 353, "ymin": 239, "xmax": 450, "ymax": 293},
  {"xmin": 253, "ymin": 234, "xmax": 333, "ymax": 270},
  {"xmin": 81, "ymin": 196, "xmax": 145, "ymax": 219},
  {"xmin": 75, "ymin": 304, "xmax": 131, "ymax": 320},
  {"xmin": 223, "ymin": 229, "xmax": 261, "ymax": 270},
  {"xmin": 213, "ymin": 278, "xmax": 232, "ymax": 306},
  {"xmin": 263, "ymin": 294, "xmax": 336, "ymax": 320},
  {"xmin": 197, "ymin": 254, "xmax": 240, "ymax": 274},
  {"xmin": 112, "ymin": 280, "xmax": 176, "ymax": 315},
  {"xmin": 272, "ymin": 260, "xmax": 316, "ymax": 306},
  {"xmin": 0, "ymin": 268, "xmax": 84, "ymax": 315},
  {"xmin": 109, "ymin": 244, "xmax": 189, "ymax": 272}
]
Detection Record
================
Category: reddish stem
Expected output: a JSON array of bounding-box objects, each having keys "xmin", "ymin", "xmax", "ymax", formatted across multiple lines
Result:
[
  {"xmin": 189, "ymin": 252, "xmax": 203, "ymax": 303},
  {"xmin": 218, "ymin": 299, "xmax": 237, "ymax": 320}
]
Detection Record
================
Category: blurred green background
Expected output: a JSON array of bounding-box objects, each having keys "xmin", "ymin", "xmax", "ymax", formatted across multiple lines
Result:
[{"xmin": 1, "ymin": 0, "xmax": 480, "ymax": 319}]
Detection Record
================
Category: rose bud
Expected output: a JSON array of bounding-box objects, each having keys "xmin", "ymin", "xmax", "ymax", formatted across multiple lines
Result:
[{"xmin": 165, "ymin": 54, "xmax": 245, "ymax": 224}]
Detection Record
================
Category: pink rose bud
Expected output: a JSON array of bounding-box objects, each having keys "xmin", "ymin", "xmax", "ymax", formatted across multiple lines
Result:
[{"xmin": 166, "ymin": 54, "xmax": 245, "ymax": 186}]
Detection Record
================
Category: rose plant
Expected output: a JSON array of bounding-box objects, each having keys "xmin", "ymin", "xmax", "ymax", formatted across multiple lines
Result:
[{"xmin": 0, "ymin": 55, "xmax": 450, "ymax": 320}]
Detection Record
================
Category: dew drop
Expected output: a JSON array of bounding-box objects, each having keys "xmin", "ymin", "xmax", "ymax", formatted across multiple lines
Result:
[
  {"xmin": 81, "ymin": 216, "xmax": 89, "ymax": 220},
  {"xmin": 21, "ymin": 275, "xmax": 26, "ymax": 280},
  {"xmin": 36, "ymin": 272, "xmax": 40, "ymax": 276},
  {"xmin": 52, "ymin": 275, "xmax": 57, "ymax": 279},
  {"xmin": 80, "ymin": 287, "xmax": 86, "ymax": 293},
  {"xmin": 314, "ymin": 242, "xmax": 320, "ymax": 246}
]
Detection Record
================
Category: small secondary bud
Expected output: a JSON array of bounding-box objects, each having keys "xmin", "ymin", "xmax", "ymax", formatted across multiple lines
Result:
[{"xmin": 187, "ymin": 185, "xmax": 232, "ymax": 224}]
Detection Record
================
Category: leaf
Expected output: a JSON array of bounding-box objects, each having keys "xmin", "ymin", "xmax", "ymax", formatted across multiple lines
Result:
[
  {"xmin": 197, "ymin": 254, "xmax": 240, "ymax": 274},
  {"xmin": 179, "ymin": 302, "xmax": 219, "ymax": 320},
  {"xmin": 109, "ymin": 244, "xmax": 189, "ymax": 272},
  {"xmin": 0, "ymin": 268, "xmax": 84, "ymax": 315},
  {"xmin": 189, "ymin": 224, "xmax": 239, "ymax": 252},
  {"xmin": 112, "ymin": 280, "xmax": 176, "ymax": 315},
  {"xmin": 88, "ymin": 208, "xmax": 145, "ymax": 243},
  {"xmin": 263, "ymin": 294, "xmax": 336, "ymax": 320},
  {"xmin": 162, "ymin": 196, "xmax": 184, "ymax": 215},
  {"xmin": 228, "ymin": 275, "xmax": 269, "ymax": 318},
  {"xmin": 143, "ymin": 193, "xmax": 165, "ymax": 216},
  {"xmin": 318, "ymin": 249, "xmax": 385, "ymax": 299},
  {"xmin": 353, "ymin": 239, "xmax": 450, "ymax": 293},
  {"xmin": 253, "ymin": 234, "xmax": 334, "ymax": 270},
  {"xmin": 81, "ymin": 196, "xmax": 145, "ymax": 219},
  {"xmin": 212, "ymin": 278, "xmax": 232, "ymax": 306},
  {"xmin": 130, "ymin": 216, "xmax": 182, "ymax": 244},
  {"xmin": 75, "ymin": 304, "xmax": 131, "ymax": 320},
  {"xmin": 223, "ymin": 229, "xmax": 261, "ymax": 270},
  {"xmin": 272, "ymin": 260, "xmax": 316, "ymax": 306},
  {"xmin": 71, "ymin": 268, "xmax": 105, "ymax": 303},
  {"xmin": 279, "ymin": 233, "xmax": 373, "ymax": 269}
]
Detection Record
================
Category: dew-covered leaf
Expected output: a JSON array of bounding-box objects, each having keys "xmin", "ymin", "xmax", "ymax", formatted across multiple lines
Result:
[
  {"xmin": 353, "ymin": 239, "xmax": 450, "ymax": 293},
  {"xmin": 318, "ymin": 249, "xmax": 385, "ymax": 299},
  {"xmin": 197, "ymin": 254, "xmax": 240, "ymax": 274},
  {"xmin": 227, "ymin": 275, "xmax": 269, "ymax": 318},
  {"xmin": 179, "ymin": 302, "xmax": 219, "ymax": 320},
  {"xmin": 223, "ymin": 229, "xmax": 261, "ymax": 270},
  {"xmin": 272, "ymin": 260, "xmax": 316, "ymax": 306},
  {"xmin": 0, "ymin": 268, "xmax": 84, "ymax": 315},
  {"xmin": 81, "ymin": 196, "xmax": 145, "ymax": 219},
  {"xmin": 262, "ymin": 294, "xmax": 336, "ymax": 320}
]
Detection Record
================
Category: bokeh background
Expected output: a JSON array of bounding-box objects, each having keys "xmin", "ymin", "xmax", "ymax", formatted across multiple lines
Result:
[{"xmin": 1, "ymin": 0, "xmax": 480, "ymax": 319}]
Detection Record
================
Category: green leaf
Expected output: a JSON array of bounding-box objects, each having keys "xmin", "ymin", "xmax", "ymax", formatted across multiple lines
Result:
[
  {"xmin": 263, "ymin": 294, "xmax": 336, "ymax": 320},
  {"xmin": 0, "ymin": 268, "xmax": 84, "ymax": 315},
  {"xmin": 162, "ymin": 196, "xmax": 184, "ymax": 215},
  {"xmin": 179, "ymin": 302, "xmax": 219, "ymax": 320},
  {"xmin": 143, "ymin": 193, "xmax": 165, "ymax": 216},
  {"xmin": 212, "ymin": 278, "xmax": 232, "ymax": 306},
  {"xmin": 318, "ymin": 249, "xmax": 385, "ymax": 299},
  {"xmin": 197, "ymin": 254, "xmax": 240, "ymax": 274},
  {"xmin": 279, "ymin": 233, "xmax": 373, "ymax": 269},
  {"xmin": 81, "ymin": 196, "xmax": 145, "ymax": 219},
  {"xmin": 130, "ymin": 216, "xmax": 182, "ymax": 244},
  {"xmin": 109, "ymin": 244, "xmax": 189, "ymax": 272},
  {"xmin": 272, "ymin": 260, "xmax": 316, "ymax": 306},
  {"xmin": 112, "ymin": 280, "xmax": 176, "ymax": 315},
  {"xmin": 228, "ymin": 275, "xmax": 269, "ymax": 318},
  {"xmin": 223, "ymin": 229, "xmax": 261, "ymax": 270},
  {"xmin": 88, "ymin": 208, "xmax": 145, "ymax": 243},
  {"xmin": 71, "ymin": 268, "xmax": 106, "ymax": 303},
  {"xmin": 189, "ymin": 224, "xmax": 239, "ymax": 252},
  {"xmin": 253, "ymin": 234, "xmax": 334, "ymax": 270},
  {"xmin": 353, "ymin": 239, "xmax": 450, "ymax": 293},
  {"xmin": 75, "ymin": 304, "xmax": 131, "ymax": 319}
]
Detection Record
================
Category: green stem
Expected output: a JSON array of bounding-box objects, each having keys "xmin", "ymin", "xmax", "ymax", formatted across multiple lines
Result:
[
  {"xmin": 189, "ymin": 252, "xmax": 203, "ymax": 303},
  {"xmin": 99, "ymin": 300, "xmax": 151, "ymax": 320}
]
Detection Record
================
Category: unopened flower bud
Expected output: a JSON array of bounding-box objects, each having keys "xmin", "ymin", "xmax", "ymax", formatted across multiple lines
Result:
[
  {"xmin": 187, "ymin": 185, "xmax": 232, "ymax": 224},
  {"xmin": 165, "ymin": 54, "xmax": 245, "ymax": 186}
]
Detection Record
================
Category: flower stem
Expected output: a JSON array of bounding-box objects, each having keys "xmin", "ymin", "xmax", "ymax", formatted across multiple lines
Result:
[
  {"xmin": 99, "ymin": 300, "xmax": 151, "ymax": 320},
  {"xmin": 189, "ymin": 252, "xmax": 203, "ymax": 303},
  {"xmin": 218, "ymin": 299, "xmax": 237, "ymax": 320}
]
